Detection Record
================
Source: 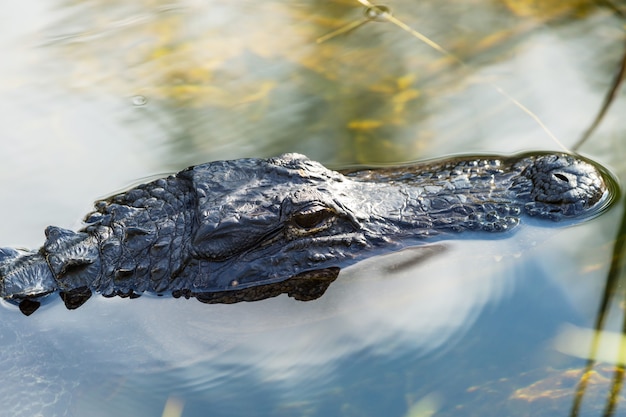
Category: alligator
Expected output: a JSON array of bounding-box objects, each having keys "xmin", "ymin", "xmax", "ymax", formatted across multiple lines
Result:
[{"xmin": 0, "ymin": 152, "xmax": 617, "ymax": 315}]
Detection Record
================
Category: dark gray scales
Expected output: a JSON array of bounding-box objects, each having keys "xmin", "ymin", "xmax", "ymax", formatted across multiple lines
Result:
[{"xmin": 0, "ymin": 152, "xmax": 617, "ymax": 315}]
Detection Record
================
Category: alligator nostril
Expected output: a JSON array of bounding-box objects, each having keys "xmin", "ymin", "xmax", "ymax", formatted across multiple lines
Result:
[{"xmin": 553, "ymin": 173, "xmax": 569, "ymax": 182}]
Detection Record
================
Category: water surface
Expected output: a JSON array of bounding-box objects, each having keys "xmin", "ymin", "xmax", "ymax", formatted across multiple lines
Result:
[{"xmin": 1, "ymin": 1, "xmax": 625, "ymax": 416}]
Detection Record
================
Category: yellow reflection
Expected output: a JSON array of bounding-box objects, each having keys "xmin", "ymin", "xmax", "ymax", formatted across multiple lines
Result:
[
  {"xmin": 553, "ymin": 324, "xmax": 626, "ymax": 364},
  {"xmin": 347, "ymin": 0, "xmax": 569, "ymax": 152},
  {"xmin": 502, "ymin": 0, "xmax": 595, "ymax": 19},
  {"xmin": 512, "ymin": 369, "xmax": 610, "ymax": 401},
  {"xmin": 404, "ymin": 392, "xmax": 442, "ymax": 417},
  {"xmin": 161, "ymin": 396, "xmax": 185, "ymax": 417},
  {"xmin": 347, "ymin": 119, "xmax": 383, "ymax": 130}
]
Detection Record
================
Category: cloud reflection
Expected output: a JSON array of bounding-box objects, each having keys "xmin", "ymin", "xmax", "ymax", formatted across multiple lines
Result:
[{"xmin": 126, "ymin": 237, "xmax": 529, "ymax": 384}]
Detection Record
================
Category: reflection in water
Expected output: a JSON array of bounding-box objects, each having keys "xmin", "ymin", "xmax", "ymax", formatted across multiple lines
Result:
[
  {"xmin": 162, "ymin": 397, "xmax": 184, "ymax": 417},
  {"xmin": 0, "ymin": 235, "xmax": 545, "ymax": 415},
  {"xmin": 572, "ymin": 28, "xmax": 626, "ymax": 151},
  {"xmin": 567, "ymin": 189, "xmax": 626, "ymax": 416},
  {"xmin": 0, "ymin": 226, "xmax": 617, "ymax": 416}
]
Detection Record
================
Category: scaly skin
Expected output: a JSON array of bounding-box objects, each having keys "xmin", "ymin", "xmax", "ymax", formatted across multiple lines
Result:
[{"xmin": 0, "ymin": 152, "xmax": 617, "ymax": 315}]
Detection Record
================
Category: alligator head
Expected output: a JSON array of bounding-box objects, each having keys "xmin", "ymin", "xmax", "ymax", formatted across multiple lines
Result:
[{"xmin": 169, "ymin": 153, "xmax": 614, "ymax": 296}]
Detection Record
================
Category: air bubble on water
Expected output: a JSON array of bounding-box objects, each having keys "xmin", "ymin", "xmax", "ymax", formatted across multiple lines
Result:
[
  {"xmin": 132, "ymin": 95, "xmax": 148, "ymax": 106},
  {"xmin": 364, "ymin": 5, "xmax": 391, "ymax": 21}
]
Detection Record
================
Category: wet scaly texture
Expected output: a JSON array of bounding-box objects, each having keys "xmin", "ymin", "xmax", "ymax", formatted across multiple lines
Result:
[{"xmin": 0, "ymin": 152, "xmax": 617, "ymax": 314}]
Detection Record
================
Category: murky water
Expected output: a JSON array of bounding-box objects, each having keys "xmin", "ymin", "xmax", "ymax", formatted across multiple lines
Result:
[{"xmin": 1, "ymin": 1, "xmax": 626, "ymax": 416}]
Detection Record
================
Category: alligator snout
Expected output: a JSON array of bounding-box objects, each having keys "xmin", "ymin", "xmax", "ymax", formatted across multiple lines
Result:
[{"xmin": 518, "ymin": 154, "xmax": 611, "ymax": 219}]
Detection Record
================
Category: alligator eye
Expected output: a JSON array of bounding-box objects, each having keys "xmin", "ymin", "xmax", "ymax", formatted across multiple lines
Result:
[
  {"xmin": 553, "ymin": 173, "xmax": 569, "ymax": 182},
  {"xmin": 292, "ymin": 208, "xmax": 334, "ymax": 230}
]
